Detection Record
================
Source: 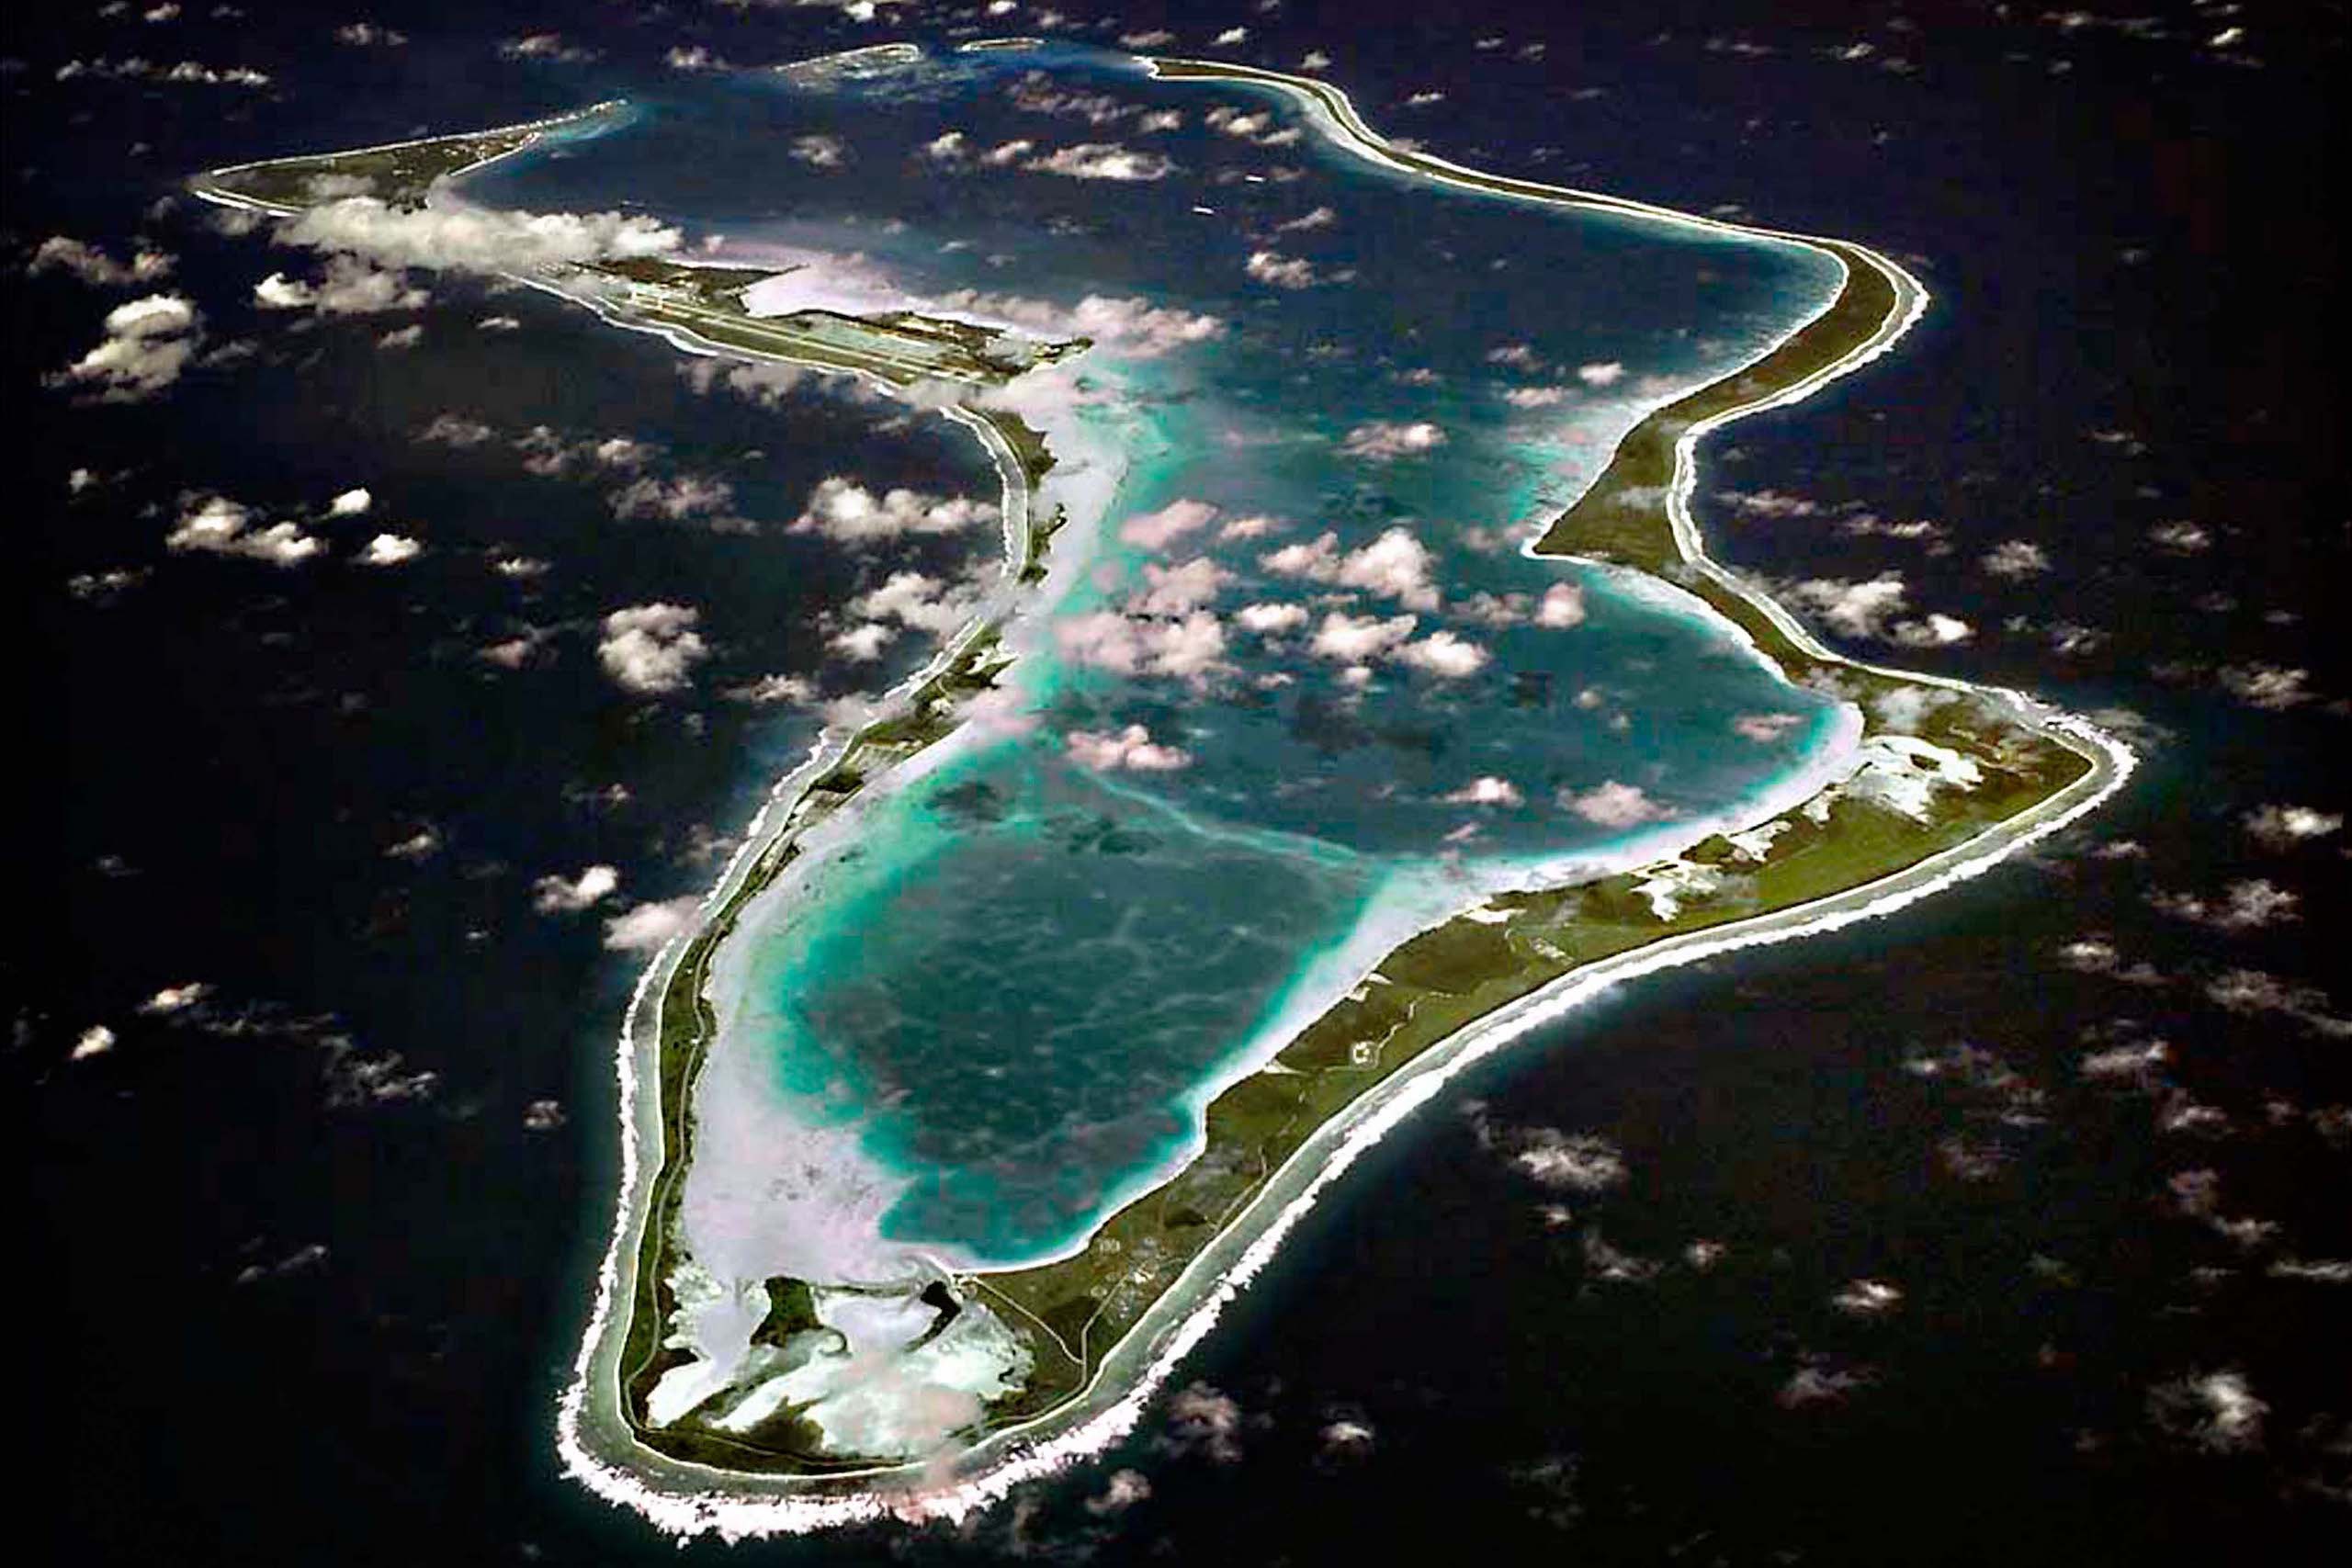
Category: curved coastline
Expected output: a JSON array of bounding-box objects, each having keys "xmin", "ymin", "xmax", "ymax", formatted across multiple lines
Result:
[{"xmin": 208, "ymin": 49, "xmax": 2136, "ymax": 1539}]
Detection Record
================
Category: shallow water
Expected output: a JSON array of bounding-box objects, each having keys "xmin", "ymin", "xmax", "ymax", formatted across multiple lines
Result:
[{"xmin": 471, "ymin": 42, "xmax": 1856, "ymax": 1269}]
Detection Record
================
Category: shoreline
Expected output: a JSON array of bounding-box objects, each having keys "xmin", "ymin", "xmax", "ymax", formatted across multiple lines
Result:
[
  {"xmin": 182, "ymin": 42, "xmax": 2136, "ymax": 1537},
  {"xmin": 546, "ymin": 49, "xmax": 2133, "ymax": 1537}
]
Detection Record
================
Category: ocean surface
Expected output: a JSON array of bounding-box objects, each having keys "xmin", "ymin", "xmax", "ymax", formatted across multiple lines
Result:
[{"xmin": 17, "ymin": 3, "xmax": 2346, "ymax": 1564}]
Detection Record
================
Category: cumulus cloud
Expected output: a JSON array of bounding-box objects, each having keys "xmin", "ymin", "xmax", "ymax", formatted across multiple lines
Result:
[
  {"xmin": 1780, "ymin": 571, "xmax": 1971, "ymax": 645},
  {"xmin": 1159, "ymin": 1382, "xmax": 1247, "ymax": 1462},
  {"xmin": 1503, "ymin": 385, "xmax": 1569, "ymax": 408},
  {"xmin": 2148, "ymin": 878, "xmax": 2300, "ymax": 931},
  {"xmin": 2206, "ymin": 969, "xmax": 2352, "ymax": 1037},
  {"xmin": 1714, "ymin": 488, "xmax": 1819, "ymax": 519},
  {"xmin": 608, "ymin": 473, "xmax": 737, "ymax": 524},
  {"xmin": 252, "ymin": 255, "xmax": 430, "ymax": 316},
  {"xmin": 603, "ymin": 896, "xmax": 700, "ymax": 953},
  {"xmin": 1309, "ymin": 610, "xmax": 1419, "ymax": 663},
  {"xmin": 1244, "ymin": 249, "xmax": 1320, "ymax": 288},
  {"xmin": 29, "ymin": 235, "xmax": 175, "ymax": 286},
  {"xmin": 1444, "ymin": 776, "xmax": 1524, "ymax": 807},
  {"xmin": 1560, "ymin": 780, "xmax": 1669, "ymax": 828},
  {"xmin": 1026, "ymin": 142, "xmax": 1175, "ymax": 180},
  {"xmin": 356, "ymin": 533, "xmax": 422, "ymax": 566},
  {"xmin": 1118, "ymin": 498, "xmax": 1217, "ymax": 550},
  {"xmin": 791, "ymin": 134, "xmax": 850, "ymax": 168},
  {"xmin": 597, "ymin": 603, "xmax": 708, "ymax": 694},
  {"xmin": 1339, "ymin": 420, "xmax": 1447, "ymax": 460},
  {"xmin": 2243, "ymin": 803, "xmax": 2342, "ymax": 850},
  {"xmin": 934, "ymin": 288, "xmax": 1224, "ymax": 358},
  {"xmin": 1131, "ymin": 558, "xmax": 1233, "ymax": 616},
  {"xmin": 792, "ymin": 477, "xmax": 997, "ymax": 543},
  {"xmin": 2147, "ymin": 1370, "xmax": 2267, "ymax": 1452},
  {"xmin": 334, "ymin": 22, "xmax": 407, "ymax": 47},
  {"xmin": 1397, "ymin": 629, "xmax": 1490, "ymax": 678},
  {"xmin": 418, "ymin": 412, "xmax": 496, "ymax": 446},
  {"xmin": 50, "ymin": 292, "xmax": 202, "ymax": 400},
  {"xmin": 1260, "ymin": 525, "xmax": 1442, "ymax": 610},
  {"xmin": 2215, "ymin": 663, "xmax": 2312, "ymax": 710},
  {"xmin": 164, "ymin": 492, "xmax": 322, "ymax": 566},
  {"xmin": 1576, "ymin": 361, "xmax": 1625, "ymax": 387},
  {"xmin": 498, "ymin": 33, "xmax": 598, "ymax": 63},
  {"xmin": 278, "ymin": 197, "xmax": 681, "ymax": 279},
  {"xmin": 1057, "ymin": 608, "xmax": 1228, "ymax": 682},
  {"xmin": 1235, "ymin": 602, "xmax": 1309, "ymax": 634},
  {"xmin": 1084, "ymin": 1468, "xmax": 1152, "ymax": 1517},
  {"xmin": 326, "ymin": 487, "xmax": 372, "ymax": 516},
  {"xmin": 531, "ymin": 864, "xmax": 619, "ymax": 913},
  {"xmin": 1275, "ymin": 205, "xmax": 1337, "ymax": 233},
  {"xmin": 1065, "ymin": 723, "xmax": 1192, "ymax": 772},
  {"xmin": 1981, "ymin": 539, "xmax": 2052, "ymax": 577}
]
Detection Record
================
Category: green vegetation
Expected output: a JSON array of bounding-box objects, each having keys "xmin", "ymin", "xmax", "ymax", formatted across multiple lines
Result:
[{"xmin": 223, "ymin": 93, "xmax": 2104, "ymax": 1480}]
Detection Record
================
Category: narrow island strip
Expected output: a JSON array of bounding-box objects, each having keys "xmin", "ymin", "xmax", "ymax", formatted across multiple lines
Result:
[{"xmin": 187, "ymin": 47, "xmax": 2135, "ymax": 1540}]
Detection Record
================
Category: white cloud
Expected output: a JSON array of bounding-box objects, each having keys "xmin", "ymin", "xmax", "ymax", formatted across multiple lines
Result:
[
  {"xmin": 51, "ymin": 292, "xmax": 201, "ymax": 400},
  {"xmin": 2149, "ymin": 878, "xmax": 2301, "ymax": 931},
  {"xmin": 1780, "ymin": 572, "xmax": 1970, "ymax": 646},
  {"xmin": 498, "ymin": 33, "xmax": 597, "ymax": 63},
  {"xmin": 377, "ymin": 322, "xmax": 424, "ymax": 350},
  {"xmin": 30, "ymin": 235, "xmax": 175, "ymax": 286},
  {"xmin": 2242, "ymin": 804, "xmax": 2342, "ymax": 850},
  {"xmin": 1398, "ymin": 629, "xmax": 1490, "ymax": 678},
  {"xmin": 72, "ymin": 1024, "xmax": 118, "ymax": 1061},
  {"xmin": 164, "ymin": 492, "xmax": 322, "ymax": 566},
  {"xmin": 1339, "ymin": 420, "xmax": 1446, "ymax": 460},
  {"xmin": 1119, "ymin": 497, "xmax": 1217, "ymax": 549},
  {"xmin": 1244, "ymin": 249, "xmax": 1319, "ymax": 288},
  {"xmin": 791, "ymin": 135, "xmax": 850, "ymax": 168},
  {"xmin": 829, "ymin": 622, "xmax": 896, "ymax": 661},
  {"xmin": 1536, "ymin": 581, "xmax": 1586, "ymax": 626},
  {"xmin": 138, "ymin": 982, "xmax": 211, "ymax": 1014},
  {"xmin": 335, "ymin": 22, "xmax": 407, "ymax": 47},
  {"xmin": 531, "ymin": 863, "xmax": 619, "ymax": 913},
  {"xmin": 602, "ymin": 896, "xmax": 700, "ymax": 953},
  {"xmin": 722, "ymin": 673, "xmax": 816, "ymax": 705},
  {"xmin": 790, "ymin": 477, "xmax": 999, "ymax": 544},
  {"xmin": 1503, "ymin": 386, "xmax": 1569, "ymax": 408},
  {"xmin": 1236, "ymin": 602, "xmax": 1309, "ymax": 634},
  {"xmin": 1275, "ymin": 206, "xmax": 1336, "ymax": 233},
  {"xmin": 922, "ymin": 130, "xmax": 968, "ymax": 162},
  {"xmin": 279, "ymin": 197, "xmax": 680, "ymax": 278},
  {"xmin": 327, "ymin": 487, "xmax": 372, "ymax": 515},
  {"xmin": 1056, "ymin": 608, "xmax": 1228, "ymax": 682},
  {"xmin": 1714, "ymin": 488, "xmax": 1819, "ymax": 519},
  {"xmin": 665, "ymin": 45, "xmax": 729, "ymax": 71},
  {"xmin": 1576, "ymin": 361, "xmax": 1625, "ymax": 387},
  {"xmin": 597, "ymin": 603, "xmax": 708, "ymax": 694},
  {"xmin": 1309, "ymin": 610, "xmax": 1419, "ymax": 663},
  {"xmin": 418, "ymin": 412, "xmax": 495, "ymax": 446},
  {"xmin": 608, "ymin": 473, "xmax": 736, "ymax": 523},
  {"xmin": 2147, "ymin": 1370, "xmax": 2267, "ymax": 1453},
  {"xmin": 1981, "ymin": 539, "xmax": 2051, "ymax": 577},
  {"xmin": 1132, "ymin": 558, "xmax": 1232, "ymax": 615},
  {"xmin": 1026, "ymin": 143, "xmax": 1175, "ymax": 181},
  {"xmin": 1066, "ymin": 723, "xmax": 1193, "ymax": 772},
  {"xmin": 2216, "ymin": 663, "xmax": 2312, "ymax": 710},
  {"xmin": 1560, "ymin": 780, "xmax": 1669, "ymax": 828},
  {"xmin": 1260, "ymin": 525, "xmax": 1440, "ymax": 609},
  {"xmin": 356, "ymin": 533, "xmax": 421, "ymax": 567},
  {"xmin": 846, "ymin": 570, "xmax": 985, "ymax": 637},
  {"xmin": 1084, "ymin": 1469, "xmax": 1152, "ymax": 1517},
  {"xmin": 1443, "ymin": 776, "xmax": 1522, "ymax": 807},
  {"xmin": 936, "ymin": 288, "xmax": 1224, "ymax": 359}
]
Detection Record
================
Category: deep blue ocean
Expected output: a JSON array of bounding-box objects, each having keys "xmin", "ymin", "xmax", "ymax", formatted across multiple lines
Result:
[{"xmin": 15, "ymin": 3, "xmax": 2346, "ymax": 1563}]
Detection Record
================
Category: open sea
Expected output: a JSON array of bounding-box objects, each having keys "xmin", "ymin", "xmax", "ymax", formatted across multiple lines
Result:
[{"xmin": 15, "ymin": 2, "xmax": 2346, "ymax": 1563}]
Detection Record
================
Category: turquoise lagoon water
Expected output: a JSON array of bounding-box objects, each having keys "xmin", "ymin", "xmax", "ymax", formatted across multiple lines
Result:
[{"xmin": 468, "ymin": 44, "xmax": 1853, "ymax": 1267}]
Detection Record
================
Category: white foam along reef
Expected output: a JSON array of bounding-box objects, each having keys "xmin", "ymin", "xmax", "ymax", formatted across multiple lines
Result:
[{"xmin": 442, "ymin": 46, "xmax": 2143, "ymax": 1537}]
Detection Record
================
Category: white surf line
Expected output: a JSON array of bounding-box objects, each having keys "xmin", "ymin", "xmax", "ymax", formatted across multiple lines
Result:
[{"xmin": 540, "ymin": 51, "xmax": 2139, "ymax": 1537}]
